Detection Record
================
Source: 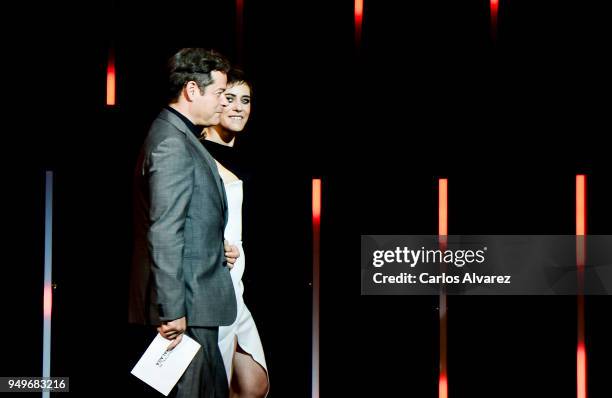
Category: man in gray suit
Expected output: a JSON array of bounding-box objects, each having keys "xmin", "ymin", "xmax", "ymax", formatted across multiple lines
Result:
[{"xmin": 129, "ymin": 48, "xmax": 238, "ymax": 398}]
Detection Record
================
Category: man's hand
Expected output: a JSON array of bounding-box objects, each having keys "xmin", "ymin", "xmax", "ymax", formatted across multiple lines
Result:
[
  {"xmin": 224, "ymin": 240, "xmax": 240, "ymax": 270},
  {"xmin": 158, "ymin": 316, "xmax": 186, "ymax": 350}
]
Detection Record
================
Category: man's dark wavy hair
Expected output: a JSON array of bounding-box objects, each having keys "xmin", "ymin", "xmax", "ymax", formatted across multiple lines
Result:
[{"xmin": 167, "ymin": 48, "xmax": 231, "ymax": 102}]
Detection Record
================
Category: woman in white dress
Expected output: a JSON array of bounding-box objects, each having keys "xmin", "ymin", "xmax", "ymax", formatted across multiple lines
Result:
[{"xmin": 201, "ymin": 69, "xmax": 269, "ymax": 398}]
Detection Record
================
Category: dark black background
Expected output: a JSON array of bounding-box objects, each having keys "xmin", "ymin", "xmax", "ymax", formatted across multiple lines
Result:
[{"xmin": 4, "ymin": 0, "xmax": 612, "ymax": 397}]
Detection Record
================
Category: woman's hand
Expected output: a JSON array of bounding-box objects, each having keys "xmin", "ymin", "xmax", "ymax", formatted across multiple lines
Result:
[{"xmin": 225, "ymin": 240, "xmax": 240, "ymax": 269}]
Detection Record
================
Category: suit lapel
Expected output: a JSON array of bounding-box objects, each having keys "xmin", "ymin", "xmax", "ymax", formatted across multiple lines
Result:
[{"xmin": 158, "ymin": 109, "xmax": 228, "ymax": 216}]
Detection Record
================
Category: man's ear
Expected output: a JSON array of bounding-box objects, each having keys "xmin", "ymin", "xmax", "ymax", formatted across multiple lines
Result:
[{"xmin": 184, "ymin": 81, "xmax": 200, "ymax": 101}]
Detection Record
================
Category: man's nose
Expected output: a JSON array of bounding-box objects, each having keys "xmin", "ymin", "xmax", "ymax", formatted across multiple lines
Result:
[{"xmin": 220, "ymin": 95, "xmax": 229, "ymax": 107}]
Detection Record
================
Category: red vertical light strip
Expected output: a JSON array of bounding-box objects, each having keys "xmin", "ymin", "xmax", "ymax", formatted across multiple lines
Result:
[
  {"xmin": 106, "ymin": 49, "xmax": 116, "ymax": 106},
  {"xmin": 236, "ymin": 0, "xmax": 244, "ymax": 63},
  {"xmin": 312, "ymin": 178, "xmax": 321, "ymax": 398},
  {"xmin": 355, "ymin": 0, "xmax": 364, "ymax": 47},
  {"xmin": 490, "ymin": 0, "xmax": 499, "ymax": 42},
  {"xmin": 576, "ymin": 174, "xmax": 587, "ymax": 398},
  {"xmin": 438, "ymin": 178, "xmax": 448, "ymax": 398}
]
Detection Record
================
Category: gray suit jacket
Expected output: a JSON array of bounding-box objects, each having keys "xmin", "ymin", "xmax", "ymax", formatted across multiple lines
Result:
[{"xmin": 129, "ymin": 108, "xmax": 237, "ymax": 327}]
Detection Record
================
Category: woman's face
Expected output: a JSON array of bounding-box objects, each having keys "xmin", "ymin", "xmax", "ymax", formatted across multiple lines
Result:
[{"xmin": 220, "ymin": 82, "xmax": 251, "ymax": 132}]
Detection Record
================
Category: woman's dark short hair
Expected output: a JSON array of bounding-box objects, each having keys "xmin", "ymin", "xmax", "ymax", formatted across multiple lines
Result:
[
  {"xmin": 167, "ymin": 48, "xmax": 231, "ymax": 102},
  {"xmin": 227, "ymin": 67, "xmax": 253, "ymax": 96}
]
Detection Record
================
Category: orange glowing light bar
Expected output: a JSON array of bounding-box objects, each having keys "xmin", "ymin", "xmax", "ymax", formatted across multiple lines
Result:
[
  {"xmin": 576, "ymin": 174, "xmax": 587, "ymax": 398},
  {"xmin": 439, "ymin": 179, "xmax": 448, "ymax": 236},
  {"xmin": 106, "ymin": 56, "xmax": 116, "ymax": 106},
  {"xmin": 355, "ymin": 0, "xmax": 363, "ymax": 46},
  {"xmin": 312, "ymin": 179, "xmax": 321, "ymax": 224},
  {"xmin": 438, "ymin": 178, "xmax": 448, "ymax": 398},
  {"xmin": 439, "ymin": 373, "xmax": 448, "ymax": 398},
  {"xmin": 577, "ymin": 341, "xmax": 587, "ymax": 398},
  {"xmin": 355, "ymin": 0, "xmax": 363, "ymax": 20},
  {"xmin": 576, "ymin": 175, "xmax": 586, "ymax": 236}
]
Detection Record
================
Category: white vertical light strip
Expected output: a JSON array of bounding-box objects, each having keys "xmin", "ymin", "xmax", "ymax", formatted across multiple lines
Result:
[
  {"xmin": 312, "ymin": 179, "xmax": 321, "ymax": 398},
  {"xmin": 42, "ymin": 171, "xmax": 53, "ymax": 398}
]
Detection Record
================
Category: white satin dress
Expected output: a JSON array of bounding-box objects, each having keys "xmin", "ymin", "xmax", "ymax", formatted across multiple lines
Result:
[{"xmin": 218, "ymin": 179, "xmax": 268, "ymax": 385}]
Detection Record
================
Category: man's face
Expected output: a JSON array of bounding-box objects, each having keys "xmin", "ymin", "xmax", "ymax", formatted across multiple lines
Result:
[{"xmin": 192, "ymin": 71, "xmax": 228, "ymax": 126}]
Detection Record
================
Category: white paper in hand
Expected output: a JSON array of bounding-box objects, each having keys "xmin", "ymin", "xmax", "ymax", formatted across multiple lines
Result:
[{"xmin": 131, "ymin": 333, "xmax": 201, "ymax": 396}]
